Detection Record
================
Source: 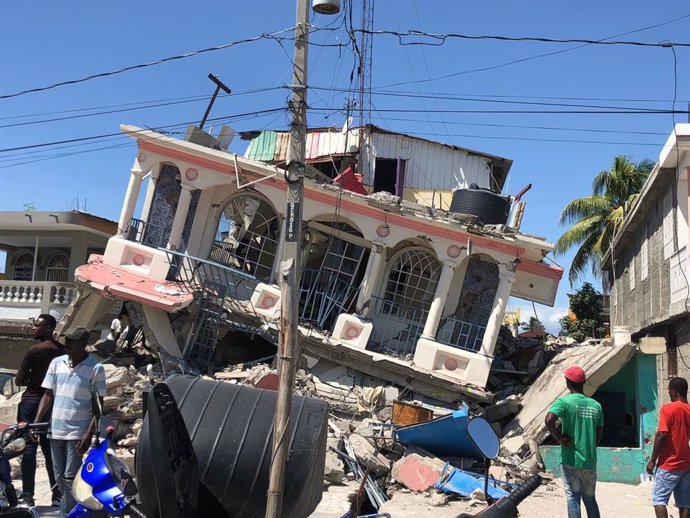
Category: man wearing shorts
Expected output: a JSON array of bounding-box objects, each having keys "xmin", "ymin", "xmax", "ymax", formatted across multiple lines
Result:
[{"xmin": 647, "ymin": 377, "xmax": 690, "ymax": 518}]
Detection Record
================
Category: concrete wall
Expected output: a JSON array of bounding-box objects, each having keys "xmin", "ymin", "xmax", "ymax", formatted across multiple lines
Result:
[
  {"xmin": 611, "ymin": 171, "xmax": 674, "ymax": 334},
  {"xmin": 541, "ymin": 354, "xmax": 658, "ymax": 484}
]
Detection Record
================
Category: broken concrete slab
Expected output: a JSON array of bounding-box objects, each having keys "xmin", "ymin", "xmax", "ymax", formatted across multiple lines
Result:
[
  {"xmin": 503, "ymin": 343, "xmax": 636, "ymax": 446},
  {"xmin": 391, "ymin": 448, "xmax": 446, "ymax": 492},
  {"xmin": 481, "ymin": 396, "xmax": 521, "ymax": 423},
  {"xmin": 346, "ymin": 433, "xmax": 390, "ymax": 476}
]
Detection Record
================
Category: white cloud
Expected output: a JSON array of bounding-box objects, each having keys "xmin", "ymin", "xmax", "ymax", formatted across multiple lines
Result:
[{"xmin": 507, "ymin": 301, "xmax": 568, "ymax": 335}]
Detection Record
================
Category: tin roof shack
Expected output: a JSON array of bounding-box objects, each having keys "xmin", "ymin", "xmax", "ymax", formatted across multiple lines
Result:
[
  {"xmin": 242, "ymin": 125, "xmax": 512, "ymax": 211},
  {"xmin": 69, "ymin": 124, "xmax": 562, "ymax": 402},
  {"xmin": 602, "ymin": 124, "xmax": 690, "ymax": 400}
]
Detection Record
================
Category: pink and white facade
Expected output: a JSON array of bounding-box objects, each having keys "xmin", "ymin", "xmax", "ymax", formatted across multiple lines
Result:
[{"xmin": 75, "ymin": 124, "xmax": 562, "ymax": 396}]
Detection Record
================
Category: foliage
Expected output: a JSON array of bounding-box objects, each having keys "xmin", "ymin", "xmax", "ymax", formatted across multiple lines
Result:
[
  {"xmin": 555, "ymin": 155, "xmax": 654, "ymax": 285},
  {"xmin": 559, "ymin": 282, "xmax": 606, "ymax": 342},
  {"xmin": 521, "ymin": 316, "xmax": 545, "ymax": 331}
]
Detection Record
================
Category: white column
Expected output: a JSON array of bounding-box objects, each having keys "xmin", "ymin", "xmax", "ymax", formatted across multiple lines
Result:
[
  {"xmin": 479, "ymin": 263, "xmax": 515, "ymax": 356},
  {"xmin": 140, "ymin": 164, "xmax": 161, "ymax": 223},
  {"xmin": 31, "ymin": 236, "xmax": 39, "ymax": 281},
  {"xmin": 356, "ymin": 243, "xmax": 386, "ymax": 316},
  {"xmin": 421, "ymin": 261, "xmax": 456, "ymax": 338},
  {"xmin": 167, "ymin": 185, "xmax": 195, "ymax": 250},
  {"xmin": 117, "ymin": 166, "xmax": 145, "ymax": 236}
]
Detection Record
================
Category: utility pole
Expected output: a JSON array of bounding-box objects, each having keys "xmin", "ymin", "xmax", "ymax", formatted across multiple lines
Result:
[{"xmin": 265, "ymin": 0, "xmax": 309, "ymax": 515}]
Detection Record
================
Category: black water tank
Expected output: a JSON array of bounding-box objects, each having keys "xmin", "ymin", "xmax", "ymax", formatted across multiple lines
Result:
[
  {"xmin": 450, "ymin": 185, "xmax": 510, "ymax": 225},
  {"xmin": 137, "ymin": 374, "xmax": 328, "ymax": 518}
]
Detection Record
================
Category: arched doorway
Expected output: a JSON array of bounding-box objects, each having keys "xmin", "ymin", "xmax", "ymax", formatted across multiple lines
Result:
[
  {"xmin": 371, "ymin": 246, "xmax": 441, "ymax": 356},
  {"xmin": 45, "ymin": 251, "xmax": 70, "ymax": 282}
]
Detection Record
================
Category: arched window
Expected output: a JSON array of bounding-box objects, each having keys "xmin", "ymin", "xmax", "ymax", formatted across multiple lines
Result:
[
  {"xmin": 384, "ymin": 247, "xmax": 441, "ymax": 308},
  {"xmin": 370, "ymin": 246, "xmax": 441, "ymax": 356},
  {"xmin": 45, "ymin": 251, "xmax": 70, "ymax": 282},
  {"xmin": 12, "ymin": 252, "xmax": 34, "ymax": 281},
  {"xmin": 210, "ymin": 193, "xmax": 280, "ymax": 281}
]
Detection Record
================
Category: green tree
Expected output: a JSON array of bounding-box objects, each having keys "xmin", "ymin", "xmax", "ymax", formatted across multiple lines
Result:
[
  {"xmin": 555, "ymin": 155, "xmax": 654, "ymax": 285},
  {"xmin": 560, "ymin": 282, "xmax": 606, "ymax": 342},
  {"xmin": 521, "ymin": 316, "xmax": 545, "ymax": 331}
]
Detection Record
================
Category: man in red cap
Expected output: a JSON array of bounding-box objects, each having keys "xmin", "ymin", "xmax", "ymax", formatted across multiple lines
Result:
[
  {"xmin": 545, "ymin": 365, "xmax": 603, "ymax": 518},
  {"xmin": 646, "ymin": 377, "xmax": 690, "ymax": 518}
]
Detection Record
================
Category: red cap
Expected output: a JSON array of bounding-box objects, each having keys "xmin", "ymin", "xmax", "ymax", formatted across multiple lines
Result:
[{"xmin": 564, "ymin": 365, "xmax": 586, "ymax": 383}]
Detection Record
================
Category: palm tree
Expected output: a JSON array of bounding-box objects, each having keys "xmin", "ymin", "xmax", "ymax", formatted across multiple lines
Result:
[{"xmin": 555, "ymin": 155, "xmax": 655, "ymax": 285}]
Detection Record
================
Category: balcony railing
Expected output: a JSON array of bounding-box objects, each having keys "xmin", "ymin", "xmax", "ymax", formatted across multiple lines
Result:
[
  {"xmin": 298, "ymin": 268, "xmax": 360, "ymax": 330},
  {"xmin": 436, "ymin": 316, "xmax": 486, "ymax": 352},
  {"xmin": 128, "ymin": 218, "xmax": 171, "ymax": 249},
  {"xmin": 369, "ymin": 295, "xmax": 429, "ymax": 357},
  {"xmin": 0, "ymin": 281, "xmax": 77, "ymax": 320},
  {"xmin": 162, "ymin": 249, "xmax": 259, "ymax": 307}
]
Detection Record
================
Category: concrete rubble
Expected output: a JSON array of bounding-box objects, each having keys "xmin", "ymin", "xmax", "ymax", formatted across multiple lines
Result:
[{"xmin": 0, "ymin": 323, "xmax": 608, "ymax": 516}]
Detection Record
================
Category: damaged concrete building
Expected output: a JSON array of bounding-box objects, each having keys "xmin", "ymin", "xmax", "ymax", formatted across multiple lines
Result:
[
  {"xmin": 62, "ymin": 123, "xmax": 562, "ymax": 402},
  {"xmin": 604, "ymin": 124, "xmax": 690, "ymax": 390}
]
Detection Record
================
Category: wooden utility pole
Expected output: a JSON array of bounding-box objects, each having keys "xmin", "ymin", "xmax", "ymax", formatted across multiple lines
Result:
[{"xmin": 265, "ymin": 0, "xmax": 309, "ymax": 515}]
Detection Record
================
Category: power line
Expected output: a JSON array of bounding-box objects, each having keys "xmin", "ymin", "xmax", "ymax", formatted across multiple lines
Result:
[
  {"xmin": 310, "ymin": 106, "xmax": 689, "ymax": 115},
  {"xmin": 352, "ymin": 28, "xmax": 690, "ymax": 48},
  {"xmin": 0, "ymin": 28, "xmax": 298, "ymax": 99},
  {"xmin": 0, "ymin": 86, "xmax": 286, "ymax": 128},
  {"xmin": 0, "ymin": 107, "xmax": 287, "ymax": 153}
]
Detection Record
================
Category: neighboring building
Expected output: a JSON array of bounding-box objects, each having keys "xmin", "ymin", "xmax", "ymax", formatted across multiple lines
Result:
[
  {"xmin": 64, "ymin": 123, "xmax": 562, "ymax": 401},
  {"xmin": 0, "ymin": 211, "xmax": 117, "ymax": 368},
  {"xmin": 603, "ymin": 123, "xmax": 690, "ymax": 400},
  {"xmin": 0, "ymin": 211, "xmax": 117, "ymax": 322}
]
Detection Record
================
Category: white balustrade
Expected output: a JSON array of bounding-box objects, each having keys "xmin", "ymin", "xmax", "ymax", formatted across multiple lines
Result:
[{"xmin": 0, "ymin": 281, "xmax": 76, "ymax": 317}]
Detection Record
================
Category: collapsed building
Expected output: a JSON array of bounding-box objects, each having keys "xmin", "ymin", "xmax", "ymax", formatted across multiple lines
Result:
[{"xmin": 61, "ymin": 123, "xmax": 562, "ymax": 402}]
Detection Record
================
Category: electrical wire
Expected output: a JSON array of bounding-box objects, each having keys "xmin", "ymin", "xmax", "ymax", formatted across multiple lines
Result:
[
  {"xmin": 0, "ymin": 86, "xmax": 287, "ymax": 129},
  {"xmin": 0, "ymin": 27, "xmax": 299, "ymax": 99},
  {"xmin": 0, "ymin": 107, "xmax": 287, "ymax": 153}
]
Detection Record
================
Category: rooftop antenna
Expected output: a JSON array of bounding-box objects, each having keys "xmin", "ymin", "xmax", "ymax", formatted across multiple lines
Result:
[{"xmin": 199, "ymin": 74, "xmax": 231, "ymax": 130}]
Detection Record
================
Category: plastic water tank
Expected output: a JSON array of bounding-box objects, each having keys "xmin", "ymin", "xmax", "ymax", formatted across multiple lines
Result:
[
  {"xmin": 137, "ymin": 374, "xmax": 328, "ymax": 518},
  {"xmin": 450, "ymin": 184, "xmax": 511, "ymax": 225}
]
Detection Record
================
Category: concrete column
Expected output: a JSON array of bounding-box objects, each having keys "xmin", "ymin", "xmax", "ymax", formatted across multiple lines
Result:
[
  {"xmin": 68, "ymin": 232, "xmax": 89, "ymax": 281},
  {"xmin": 421, "ymin": 261, "xmax": 456, "ymax": 338},
  {"xmin": 356, "ymin": 243, "xmax": 386, "ymax": 316},
  {"xmin": 167, "ymin": 184, "xmax": 195, "ymax": 250},
  {"xmin": 117, "ymin": 165, "xmax": 145, "ymax": 236},
  {"xmin": 479, "ymin": 263, "xmax": 515, "ymax": 356},
  {"xmin": 140, "ymin": 163, "xmax": 161, "ymax": 224}
]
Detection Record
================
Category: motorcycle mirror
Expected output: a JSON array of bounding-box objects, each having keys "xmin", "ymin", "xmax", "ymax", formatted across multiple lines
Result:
[
  {"xmin": 467, "ymin": 416, "xmax": 500, "ymax": 460},
  {"xmin": 121, "ymin": 472, "xmax": 138, "ymax": 497},
  {"xmin": 91, "ymin": 385, "xmax": 102, "ymax": 418}
]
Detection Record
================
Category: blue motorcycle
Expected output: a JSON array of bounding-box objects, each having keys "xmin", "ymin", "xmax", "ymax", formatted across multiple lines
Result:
[{"xmin": 66, "ymin": 383, "xmax": 198, "ymax": 518}]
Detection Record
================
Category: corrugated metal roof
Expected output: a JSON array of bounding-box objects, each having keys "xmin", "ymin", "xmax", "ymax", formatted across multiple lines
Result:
[{"xmin": 245, "ymin": 131, "xmax": 277, "ymax": 161}]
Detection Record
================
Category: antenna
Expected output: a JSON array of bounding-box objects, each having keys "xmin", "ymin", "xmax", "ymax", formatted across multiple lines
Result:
[{"xmin": 199, "ymin": 74, "xmax": 231, "ymax": 130}]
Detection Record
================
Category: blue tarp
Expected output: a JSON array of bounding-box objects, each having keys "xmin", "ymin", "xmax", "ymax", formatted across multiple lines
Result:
[{"xmin": 435, "ymin": 463, "xmax": 510, "ymax": 499}]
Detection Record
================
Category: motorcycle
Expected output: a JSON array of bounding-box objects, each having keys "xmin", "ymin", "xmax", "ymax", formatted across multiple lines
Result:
[
  {"xmin": 65, "ymin": 386, "xmax": 143, "ymax": 518},
  {"xmin": 0, "ymin": 421, "xmax": 49, "ymax": 518},
  {"xmin": 66, "ymin": 382, "xmax": 197, "ymax": 518}
]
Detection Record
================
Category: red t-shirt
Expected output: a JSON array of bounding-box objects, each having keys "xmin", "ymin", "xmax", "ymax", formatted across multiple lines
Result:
[{"xmin": 658, "ymin": 401, "xmax": 690, "ymax": 471}]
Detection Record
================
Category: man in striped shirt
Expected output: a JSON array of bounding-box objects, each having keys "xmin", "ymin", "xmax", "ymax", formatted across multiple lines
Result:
[{"xmin": 35, "ymin": 326, "xmax": 106, "ymax": 518}]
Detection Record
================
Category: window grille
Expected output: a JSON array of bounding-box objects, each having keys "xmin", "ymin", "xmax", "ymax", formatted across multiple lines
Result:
[{"xmin": 46, "ymin": 252, "xmax": 70, "ymax": 282}]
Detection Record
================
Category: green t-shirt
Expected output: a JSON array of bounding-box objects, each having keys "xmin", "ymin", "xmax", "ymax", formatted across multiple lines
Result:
[{"xmin": 549, "ymin": 393, "xmax": 603, "ymax": 470}]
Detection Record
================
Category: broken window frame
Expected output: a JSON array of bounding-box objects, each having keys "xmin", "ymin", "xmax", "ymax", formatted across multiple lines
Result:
[{"xmin": 210, "ymin": 192, "xmax": 281, "ymax": 282}]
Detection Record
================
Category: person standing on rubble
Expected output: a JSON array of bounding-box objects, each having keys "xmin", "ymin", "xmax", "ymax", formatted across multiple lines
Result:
[
  {"xmin": 545, "ymin": 365, "xmax": 603, "ymax": 518},
  {"xmin": 35, "ymin": 326, "xmax": 107, "ymax": 518},
  {"xmin": 14, "ymin": 314, "xmax": 64, "ymax": 508},
  {"xmin": 646, "ymin": 377, "xmax": 690, "ymax": 518}
]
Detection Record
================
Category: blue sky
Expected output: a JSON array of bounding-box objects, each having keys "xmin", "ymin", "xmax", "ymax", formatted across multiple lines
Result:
[{"xmin": 1, "ymin": 1, "xmax": 689, "ymax": 332}]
